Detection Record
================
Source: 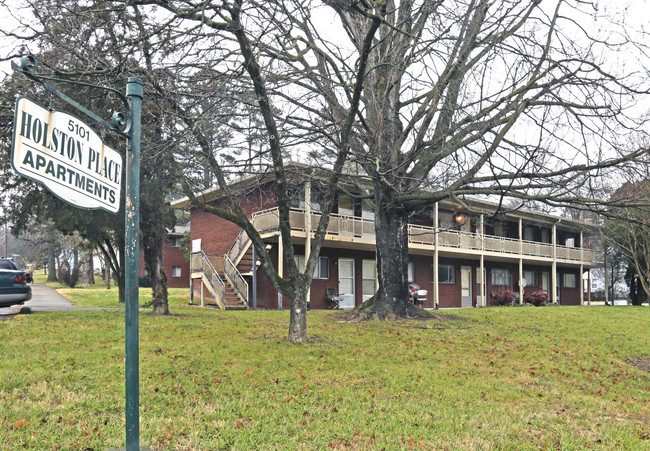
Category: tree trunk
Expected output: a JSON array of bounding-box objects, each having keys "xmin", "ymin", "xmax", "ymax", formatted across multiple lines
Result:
[
  {"xmin": 86, "ymin": 249, "xmax": 95, "ymax": 285},
  {"xmin": 117, "ymin": 246, "xmax": 125, "ymax": 303},
  {"xmin": 47, "ymin": 238, "xmax": 57, "ymax": 282},
  {"xmin": 360, "ymin": 186, "xmax": 423, "ymax": 319},
  {"xmin": 104, "ymin": 256, "xmax": 111, "ymax": 290},
  {"xmin": 288, "ymin": 285, "xmax": 308, "ymax": 344},
  {"xmin": 143, "ymin": 237, "xmax": 169, "ymax": 315}
]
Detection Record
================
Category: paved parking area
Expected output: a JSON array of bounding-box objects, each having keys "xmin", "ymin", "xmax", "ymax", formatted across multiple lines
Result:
[{"xmin": 0, "ymin": 284, "xmax": 77, "ymax": 317}]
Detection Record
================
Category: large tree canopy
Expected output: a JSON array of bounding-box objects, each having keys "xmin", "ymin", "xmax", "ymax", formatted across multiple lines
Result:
[
  {"xmin": 2, "ymin": 0, "xmax": 649, "ymax": 330},
  {"xmin": 119, "ymin": 0, "xmax": 650, "ymax": 317}
]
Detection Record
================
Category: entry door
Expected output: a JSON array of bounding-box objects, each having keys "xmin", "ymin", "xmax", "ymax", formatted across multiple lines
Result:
[
  {"xmin": 461, "ymin": 266, "xmax": 473, "ymax": 308},
  {"xmin": 338, "ymin": 258, "xmax": 355, "ymax": 308},
  {"xmin": 542, "ymin": 272, "xmax": 550, "ymax": 294}
]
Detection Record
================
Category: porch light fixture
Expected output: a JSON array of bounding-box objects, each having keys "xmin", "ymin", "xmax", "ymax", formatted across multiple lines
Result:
[{"xmin": 454, "ymin": 212, "xmax": 466, "ymax": 224}]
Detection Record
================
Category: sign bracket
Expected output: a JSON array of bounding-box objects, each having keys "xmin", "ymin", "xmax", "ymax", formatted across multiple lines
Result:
[{"xmin": 11, "ymin": 55, "xmax": 131, "ymax": 138}]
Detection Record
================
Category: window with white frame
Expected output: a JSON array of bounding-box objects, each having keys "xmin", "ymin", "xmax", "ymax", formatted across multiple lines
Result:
[
  {"xmin": 362, "ymin": 260, "xmax": 376, "ymax": 299},
  {"xmin": 563, "ymin": 273, "xmax": 577, "ymax": 288},
  {"xmin": 293, "ymin": 255, "xmax": 330, "ymax": 279},
  {"xmin": 432, "ymin": 264, "xmax": 455, "ymax": 284},
  {"xmin": 408, "ymin": 262, "xmax": 415, "ymax": 282},
  {"xmin": 491, "ymin": 268, "xmax": 511, "ymax": 286},
  {"xmin": 170, "ymin": 237, "xmax": 182, "ymax": 248},
  {"xmin": 171, "ymin": 266, "xmax": 182, "ymax": 277},
  {"xmin": 523, "ymin": 270, "xmax": 538, "ymax": 286}
]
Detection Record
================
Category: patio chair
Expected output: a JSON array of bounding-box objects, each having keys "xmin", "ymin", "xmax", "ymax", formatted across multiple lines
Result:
[{"xmin": 326, "ymin": 287, "xmax": 343, "ymax": 309}]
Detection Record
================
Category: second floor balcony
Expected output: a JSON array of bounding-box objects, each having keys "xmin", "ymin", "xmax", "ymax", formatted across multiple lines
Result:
[{"xmin": 249, "ymin": 207, "xmax": 599, "ymax": 266}]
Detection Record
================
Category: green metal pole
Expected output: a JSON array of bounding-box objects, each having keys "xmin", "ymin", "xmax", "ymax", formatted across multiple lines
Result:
[{"xmin": 125, "ymin": 77, "xmax": 142, "ymax": 450}]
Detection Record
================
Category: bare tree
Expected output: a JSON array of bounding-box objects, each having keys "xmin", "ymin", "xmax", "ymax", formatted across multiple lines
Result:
[
  {"xmin": 606, "ymin": 179, "xmax": 650, "ymax": 305},
  {"xmin": 272, "ymin": 0, "xmax": 650, "ymax": 317}
]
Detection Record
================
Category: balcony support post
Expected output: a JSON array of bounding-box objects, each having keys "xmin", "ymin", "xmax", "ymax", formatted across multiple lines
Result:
[
  {"xmin": 433, "ymin": 202, "xmax": 439, "ymax": 309},
  {"xmin": 519, "ymin": 258, "xmax": 524, "ymax": 305},
  {"xmin": 478, "ymin": 215, "xmax": 486, "ymax": 307},
  {"xmin": 278, "ymin": 237, "xmax": 283, "ymax": 310},
  {"xmin": 305, "ymin": 181, "xmax": 311, "ymax": 302},
  {"xmin": 552, "ymin": 223, "xmax": 558, "ymax": 304},
  {"xmin": 580, "ymin": 264, "xmax": 584, "ymax": 305}
]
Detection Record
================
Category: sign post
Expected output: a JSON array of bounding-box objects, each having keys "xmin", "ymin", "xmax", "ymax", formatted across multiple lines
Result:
[
  {"xmin": 12, "ymin": 56, "xmax": 144, "ymax": 450},
  {"xmin": 124, "ymin": 77, "xmax": 142, "ymax": 450}
]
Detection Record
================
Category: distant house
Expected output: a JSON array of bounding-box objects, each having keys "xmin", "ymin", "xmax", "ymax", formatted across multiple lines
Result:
[
  {"xmin": 138, "ymin": 225, "xmax": 190, "ymax": 289},
  {"xmin": 172, "ymin": 167, "xmax": 601, "ymax": 310}
]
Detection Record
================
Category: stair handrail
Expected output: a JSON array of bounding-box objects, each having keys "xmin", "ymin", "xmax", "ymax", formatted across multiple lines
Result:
[
  {"xmin": 227, "ymin": 227, "xmax": 251, "ymax": 265},
  {"xmin": 223, "ymin": 254, "xmax": 249, "ymax": 307},
  {"xmin": 191, "ymin": 250, "xmax": 226, "ymax": 305},
  {"xmin": 227, "ymin": 207, "xmax": 280, "ymax": 264}
]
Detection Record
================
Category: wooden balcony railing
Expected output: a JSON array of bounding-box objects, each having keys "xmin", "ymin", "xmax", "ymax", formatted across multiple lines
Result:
[{"xmin": 249, "ymin": 207, "xmax": 598, "ymax": 265}]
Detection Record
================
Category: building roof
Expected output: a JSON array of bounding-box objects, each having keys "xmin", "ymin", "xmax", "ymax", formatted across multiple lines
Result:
[{"xmin": 171, "ymin": 163, "xmax": 599, "ymax": 232}]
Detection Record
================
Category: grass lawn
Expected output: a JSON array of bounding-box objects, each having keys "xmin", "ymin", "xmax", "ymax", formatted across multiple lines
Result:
[{"xmin": 1, "ymin": 280, "xmax": 648, "ymax": 449}]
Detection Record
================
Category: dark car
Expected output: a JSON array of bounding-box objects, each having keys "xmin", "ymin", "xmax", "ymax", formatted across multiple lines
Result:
[{"xmin": 0, "ymin": 258, "xmax": 32, "ymax": 307}]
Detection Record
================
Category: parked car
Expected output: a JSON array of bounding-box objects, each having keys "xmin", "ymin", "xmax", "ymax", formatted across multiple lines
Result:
[{"xmin": 0, "ymin": 258, "xmax": 32, "ymax": 307}]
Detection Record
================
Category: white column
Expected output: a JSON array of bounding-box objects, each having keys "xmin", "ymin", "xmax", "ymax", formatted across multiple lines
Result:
[
  {"xmin": 580, "ymin": 264, "xmax": 584, "ymax": 305},
  {"xmin": 479, "ymin": 215, "xmax": 486, "ymax": 307},
  {"xmin": 277, "ymin": 237, "xmax": 283, "ymax": 310},
  {"xmin": 519, "ymin": 258, "xmax": 524, "ymax": 305},
  {"xmin": 433, "ymin": 202, "xmax": 439, "ymax": 308},
  {"xmin": 518, "ymin": 218, "xmax": 524, "ymax": 304},
  {"xmin": 305, "ymin": 181, "xmax": 311, "ymax": 302},
  {"xmin": 552, "ymin": 223, "xmax": 557, "ymax": 304}
]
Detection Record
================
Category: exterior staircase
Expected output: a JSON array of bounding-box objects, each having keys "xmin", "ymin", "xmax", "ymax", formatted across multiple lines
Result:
[{"xmin": 190, "ymin": 248, "xmax": 250, "ymax": 310}]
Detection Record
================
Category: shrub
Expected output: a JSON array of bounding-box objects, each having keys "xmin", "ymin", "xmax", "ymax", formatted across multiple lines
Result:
[
  {"xmin": 492, "ymin": 290, "xmax": 516, "ymax": 306},
  {"xmin": 524, "ymin": 290, "xmax": 548, "ymax": 306}
]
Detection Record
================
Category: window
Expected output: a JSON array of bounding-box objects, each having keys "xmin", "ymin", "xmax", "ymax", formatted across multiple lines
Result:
[
  {"xmin": 563, "ymin": 273, "xmax": 577, "ymax": 288},
  {"xmin": 541, "ymin": 228, "xmax": 550, "ymax": 243},
  {"xmin": 491, "ymin": 268, "xmax": 511, "ymax": 286},
  {"xmin": 171, "ymin": 266, "xmax": 182, "ymax": 277},
  {"xmin": 523, "ymin": 270, "xmax": 538, "ymax": 286},
  {"xmin": 170, "ymin": 237, "xmax": 181, "ymax": 248},
  {"xmin": 408, "ymin": 262, "xmax": 415, "ymax": 282},
  {"xmin": 495, "ymin": 222, "xmax": 507, "ymax": 237},
  {"xmin": 290, "ymin": 191, "xmax": 323, "ymax": 212},
  {"xmin": 523, "ymin": 226, "xmax": 536, "ymax": 242},
  {"xmin": 338, "ymin": 196, "xmax": 354, "ymax": 216},
  {"xmin": 438, "ymin": 212, "xmax": 454, "ymax": 229},
  {"xmin": 432, "ymin": 264, "xmax": 456, "ymax": 284},
  {"xmin": 362, "ymin": 260, "xmax": 376, "ymax": 299},
  {"xmin": 565, "ymin": 237, "xmax": 575, "ymax": 247},
  {"xmin": 293, "ymin": 255, "xmax": 330, "ymax": 279}
]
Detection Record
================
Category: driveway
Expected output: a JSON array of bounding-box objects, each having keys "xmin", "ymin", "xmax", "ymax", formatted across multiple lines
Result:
[
  {"xmin": 0, "ymin": 284, "xmax": 79, "ymax": 317},
  {"xmin": 23, "ymin": 283, "xmax": 80, "ymax": 312}
]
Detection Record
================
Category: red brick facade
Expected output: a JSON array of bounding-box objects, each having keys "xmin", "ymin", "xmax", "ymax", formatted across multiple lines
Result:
[
  {"xmin": 138, "ymin": 233, "xmax": 190, "ymax": 289},
  {"xmin": 183, "ymin": 181, "xmax": 590, "ymax": 309}
]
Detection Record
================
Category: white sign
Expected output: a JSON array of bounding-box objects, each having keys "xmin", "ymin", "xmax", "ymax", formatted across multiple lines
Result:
[{"xmin": 11, "ymin": 97, "xmax": 122, "ymax": 213}]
